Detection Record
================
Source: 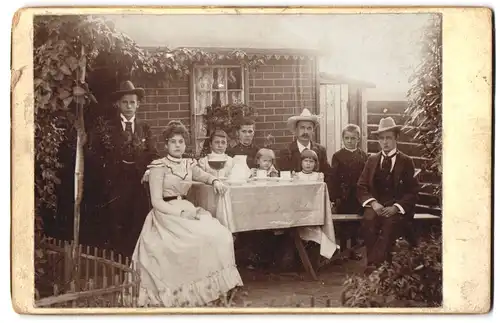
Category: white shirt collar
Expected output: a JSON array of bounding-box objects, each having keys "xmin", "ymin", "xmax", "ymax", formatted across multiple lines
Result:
[
  {"xmin": 380, "ymin": 148, "xmax": 398, "ymax": 171},
  {"xmin": 121, "ymin": 114, "xmax": 135, "ymax": 123},
  {"xmin": 382, "ymin": 148, "xmax": 397, "ymax": 157},
  {"xmin": 120, "ymin": 114, "xmax": 135, "ymax": 132},
  {"xmin": 297, "ymin": 140, "xmax": 311, "ymax": 153},
  {"xmin": 344, "ymin": 147, "xmax": 357, "ymax": 153}
]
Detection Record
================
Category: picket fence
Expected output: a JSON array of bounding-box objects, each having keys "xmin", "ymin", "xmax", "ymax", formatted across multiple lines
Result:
[{"xmin": 35, "ymin": 237, "xmax": 140, "ymax": 308}]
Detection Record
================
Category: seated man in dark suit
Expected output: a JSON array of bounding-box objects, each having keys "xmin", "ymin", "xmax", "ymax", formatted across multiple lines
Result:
[{"xmin": 357, "ymin": 117, "xmax": 420, "ymax": 274}]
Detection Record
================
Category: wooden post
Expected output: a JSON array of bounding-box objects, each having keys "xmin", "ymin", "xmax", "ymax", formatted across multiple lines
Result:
[
  {"xmin": 85, "ymin": 246, "xmax": 90, "ymax": 283},
  {"xmin": 118, "ymin": 254, "xmax": 123, "ymax": 283},
  {"xmin": 292, "ymin": 229, "xmax": 318, "ymax": 281},
  {"xmin": 93, "ymin": 247, "xmax": 98, "ymax": 288},
  {"xmin": 88, "ymin": 279, "xmax": 94, "ymax": 307},
  {"xmin": 71, "ymin": 45, "xmax": 87, "ymax": 284},
  {"xmin": 63, "ymin": 241, "xmax": 71, "ymax": 284},
  {"xmin": 110, "ymin": 250, "xmax": 115, "ymax": 281},
  {"xmin": 114, "ymin": 274, "xmax": 121, "ymax": 307},
  {"xmin": 70, "ymin": 281, "xmax": 76, "ymax": 307}
]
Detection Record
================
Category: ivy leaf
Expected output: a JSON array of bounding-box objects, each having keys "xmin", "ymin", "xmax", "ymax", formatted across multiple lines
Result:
[
  {"xmin": 60, "ymin": 64, "xmax": 72, "ymax": 76},
  {"xmin": 34, "ymin": 78, "xmax": 43, "ymax": 89},
  {"xmin": 63, "ymin": 96, "xmax": 73, "ymax": 109},
  {"xmin": 58, "ymin": 88, "xmax": 71, "ymax": 100},
  {"xmin": 73, "ymin": 86, "xmax": 86, "ymax": 96},
  {"xmin": 40, "ymin": 92, "xmax": 51, "ymax": 105},
  {"xmin": 65, "ymin": 56, "xmax": 78, "ymax": 71}
]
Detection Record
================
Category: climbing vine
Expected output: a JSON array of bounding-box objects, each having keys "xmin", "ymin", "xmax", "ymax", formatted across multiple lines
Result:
[
  {"xmin": 34, "ymin": 14, "xmax": 269, "ymax": 226},
  {"xmin": 405, "ymin": 14, "xmax": 442, "ymax": 199}
]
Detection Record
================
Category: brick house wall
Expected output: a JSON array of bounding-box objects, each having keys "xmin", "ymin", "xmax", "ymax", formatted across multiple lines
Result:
[{"xmin": 135, "ymin": 56, "xmax": 318, "ymax": 155}]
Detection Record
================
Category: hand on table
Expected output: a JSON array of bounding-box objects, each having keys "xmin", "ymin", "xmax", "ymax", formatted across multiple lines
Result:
[{"xmin": 213, "ymin": 180, "xmax": 228, "ymax": 195}]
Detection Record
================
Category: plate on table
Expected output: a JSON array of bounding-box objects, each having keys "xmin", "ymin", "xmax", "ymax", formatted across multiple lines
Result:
[{"xmin": 277, "ymin": 177, "xmax": 294, "ymax": 182}]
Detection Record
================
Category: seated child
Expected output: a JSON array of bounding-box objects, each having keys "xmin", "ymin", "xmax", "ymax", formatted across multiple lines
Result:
[
  {"xmin": 197, "ymin": 129, "xmax": 234, "ymax": 178},
  {"xmin": 294, "ymin": 149, "xmax": 324, "ymax": 181},
  {"xmin": 330, "ymin": 124, "xmax": 368, "ymax": 261},
  {"xmin": 251, "ymin": 148, "xmax": 279, "ymax": 178}
]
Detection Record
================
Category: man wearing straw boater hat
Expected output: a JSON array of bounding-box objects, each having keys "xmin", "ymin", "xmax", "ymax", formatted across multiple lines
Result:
[
  {"xmin": 357, "ymin": 116, "xmax": 420, "ymax": 274},
  {"xmin": 279, "ymin": 108, "xmax": 330, "ymax": 175},
  {"xmin": 276, "ymin": 108, "xmax": 331, "ymax": 269},
  {"xmin": 103, "ymin": 80, "xmax": 159, "ymax": 257}
]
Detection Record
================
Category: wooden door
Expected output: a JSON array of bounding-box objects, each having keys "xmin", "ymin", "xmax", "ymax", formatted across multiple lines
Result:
[{"xmin": 319, "ymin": 83, "xmax": 349, "ymax": 160}]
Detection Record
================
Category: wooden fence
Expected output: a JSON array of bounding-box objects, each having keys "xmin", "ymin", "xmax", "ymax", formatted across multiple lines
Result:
[{"xmin": 35, "ymin": 237, "xmax": 140, "ymax": 308}]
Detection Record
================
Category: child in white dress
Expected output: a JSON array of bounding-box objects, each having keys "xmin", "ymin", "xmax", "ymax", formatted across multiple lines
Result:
[
  {"xmin": 251, "ymin": 148, "xmax": 279, "ymax": 178},
  {"xmin": 197, "ymin": 129, "xmax": 234, "ymax": 179},
  {"xmin": 294, "ymin": 149, "xmax": 324, "ymax": 181}
]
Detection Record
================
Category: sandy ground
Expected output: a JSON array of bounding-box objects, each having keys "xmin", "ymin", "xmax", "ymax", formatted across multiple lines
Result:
[{"xmin": 229, "ymin": 254, "xmax": 366, "ymax": 308}]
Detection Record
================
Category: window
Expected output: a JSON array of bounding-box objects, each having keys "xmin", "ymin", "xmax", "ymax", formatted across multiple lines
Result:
[{"xmin": 190, "ymin": 65, "xmax": 248, "ymax": 154}]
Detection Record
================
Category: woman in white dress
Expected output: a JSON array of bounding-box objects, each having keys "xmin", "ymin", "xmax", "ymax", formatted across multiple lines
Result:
[
  {"xmin": 131, "ymin": 121, "xmax": 243, "ymax": 307},
  {"xmin": 197, "ymin": 129, "xmax": 234, "ymax": 179}
]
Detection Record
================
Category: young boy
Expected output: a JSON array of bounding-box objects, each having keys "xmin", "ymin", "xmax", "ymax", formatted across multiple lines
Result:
[{"xmin": 330, "ymin": 124, "xmax": 368, "ymax": 260}]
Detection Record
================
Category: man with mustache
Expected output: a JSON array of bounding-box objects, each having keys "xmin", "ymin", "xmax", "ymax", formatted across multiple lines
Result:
[
  {"xmin": 278, "ymin": 108, "xmax": 330, "ymax": 176},
  {"xmin": 275, "ymin": 108, "xmax": 331, "ymax": 269}
]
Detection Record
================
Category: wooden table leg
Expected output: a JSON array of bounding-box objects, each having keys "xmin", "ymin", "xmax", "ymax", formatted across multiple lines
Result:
[{"xmin": 292, "ymin": 229, "xmax": 318, "ymax": 281}]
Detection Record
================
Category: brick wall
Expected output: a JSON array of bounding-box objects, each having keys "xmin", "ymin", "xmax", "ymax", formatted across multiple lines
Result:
[
  {"xmin": 136, "ymin": 57, "xmax": 317, "ymax": 154},
  {"xmin": 135, "ymin": 79, "xmax": 191, "ymax": 153},
  {"xmin": 248, "ymin": 58, "xmax": 317, "ymax": 151}
]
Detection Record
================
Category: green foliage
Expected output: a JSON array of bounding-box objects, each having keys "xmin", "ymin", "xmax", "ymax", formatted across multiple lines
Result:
[
  {"xmin": 406, "ymin": 14, "xmax": 442, "ymax": 200},
  {"xmin": 34, "ymin": 14, "xmax": 268, "ymax": 217},
  {"xmin": 203, "ymin": 103, "xmax": 256, "ymax": 135},
  {"xmin": 201, "ymin": 103, "xmax": 256, "ymax": 155},
  {"xmin": 33, "ymin": 14, "xmax": 270, "ymax": 298},
  {"xmin": 341, "ymin": 235, "xmax": 442, "ymax": 307}
]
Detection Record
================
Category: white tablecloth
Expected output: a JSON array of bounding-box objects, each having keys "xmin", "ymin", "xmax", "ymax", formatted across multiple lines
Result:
[{"xmin": 188, "ymin": 180, "xmax": 338, "ymax": 259}]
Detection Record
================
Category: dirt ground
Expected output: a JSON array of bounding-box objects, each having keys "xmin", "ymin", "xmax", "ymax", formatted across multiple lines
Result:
[{"xmin": 230, "ymin": 252, "xmax": 366, "ymax": 308}]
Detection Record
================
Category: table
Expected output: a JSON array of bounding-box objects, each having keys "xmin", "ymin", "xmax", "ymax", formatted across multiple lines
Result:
[{"xmin": 187, "ymin": 180, "xmax": 339, "ymax": 279}]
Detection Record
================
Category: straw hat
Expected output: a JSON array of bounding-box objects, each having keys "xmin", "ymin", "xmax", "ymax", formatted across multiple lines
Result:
[
  {"xmin": 111, "ymin": 80, "xmax": 145, "ymax": 101},
  {"xmin": 286, "ymin": 108, "xmax": 319, "ymax": 132},
  {"xmin": 371, "ymin": 117, "xmax": 402, "ymax": 134}
]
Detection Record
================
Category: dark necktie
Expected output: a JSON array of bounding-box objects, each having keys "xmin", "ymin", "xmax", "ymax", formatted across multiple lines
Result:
[
  {"xmin": 381, "ymin": 152, "xmax": 396, "ymax": 173},
  {"xmin": 124, "ymin": 121, "xmax": 133, "ymax": 142}
]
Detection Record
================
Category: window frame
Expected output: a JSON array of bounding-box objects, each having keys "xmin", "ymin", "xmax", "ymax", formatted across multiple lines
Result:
[{"xmin": 189, "ymin": 64, "xmax": 250, "ymax": 154}]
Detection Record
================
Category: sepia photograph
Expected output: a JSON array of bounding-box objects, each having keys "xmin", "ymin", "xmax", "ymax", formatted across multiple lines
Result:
[{"xmin": 9, "ymin": 6, "xmax": 492, "ymax": 314}]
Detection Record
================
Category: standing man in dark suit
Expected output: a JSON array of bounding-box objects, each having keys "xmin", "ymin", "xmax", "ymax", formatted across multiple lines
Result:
[
  {"xmin": 357, "ymin": 117, "xmax": 420, "ymax": 274},
  {"xmin": 98, "ymin": 80, "xmax": 159, "ymax": 257}
]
